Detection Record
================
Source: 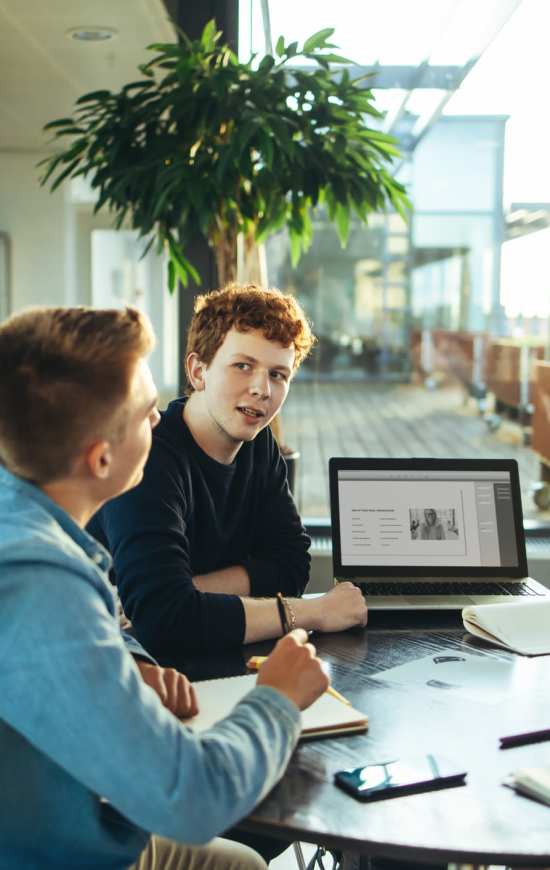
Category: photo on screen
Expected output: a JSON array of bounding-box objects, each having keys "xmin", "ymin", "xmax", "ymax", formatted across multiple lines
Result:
[{"xmin": 409, "ymin": 508, "xmax": 460, "ymax": 541}]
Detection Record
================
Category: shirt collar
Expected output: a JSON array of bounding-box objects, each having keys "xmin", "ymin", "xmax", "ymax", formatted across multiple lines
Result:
[{"xmin": 0, "ymin": 465, "xmax": 112, "ymax": 572}]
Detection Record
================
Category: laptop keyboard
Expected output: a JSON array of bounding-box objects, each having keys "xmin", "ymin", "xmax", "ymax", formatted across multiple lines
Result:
[{"xmin": 357, "ymin": 580, "xmax": 544, "ymax": 597}]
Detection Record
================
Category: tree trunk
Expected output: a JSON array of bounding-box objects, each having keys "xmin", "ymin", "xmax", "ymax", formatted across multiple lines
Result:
[
  {"xmin": 237, "ymin": 230, "xmax": 268, "ymax": 286},
  {"xmin": 212, "ymin": 221, "xmax": 238, "ymax": 287}
]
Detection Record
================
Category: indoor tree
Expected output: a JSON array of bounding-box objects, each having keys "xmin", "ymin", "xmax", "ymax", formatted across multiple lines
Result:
[{"xmin": 40, "ymin": 21, "xmax": 410, "ymax": 293}]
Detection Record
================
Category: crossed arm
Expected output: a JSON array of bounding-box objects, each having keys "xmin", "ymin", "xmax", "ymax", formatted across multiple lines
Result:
[
  {"xmin": 92, "ymin": 432, "xmax": 367, "ymax": 658},
  {"xmin": 194, "ymin": 566, "xmax": 368, "ymax": 644}
]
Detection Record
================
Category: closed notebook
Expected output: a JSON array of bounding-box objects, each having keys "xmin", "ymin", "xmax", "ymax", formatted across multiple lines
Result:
[
  {"xmin": 185, "ymin": 673, "xmax": 368, "ymax": 739},
  {"xmin": 462, "ymin": 598, "xmax": 550, "ymax": 656},
  {"xmin": 505, "ymin": 766, "xmax": 550, "ymax": 805}
]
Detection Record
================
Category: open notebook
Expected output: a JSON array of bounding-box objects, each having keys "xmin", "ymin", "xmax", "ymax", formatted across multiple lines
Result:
[
  {"xmin": 462, "ymin": 598, "xmax": 550, "ymax": 655},
  {"xmin": 185, "ymin": 673, "xmax": 368, "ymax": 739}
]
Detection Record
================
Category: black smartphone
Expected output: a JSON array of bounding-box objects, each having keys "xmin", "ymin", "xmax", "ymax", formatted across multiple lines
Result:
[{"xmin": 334, "ymin": 754, "xmax": 467, "ymax": 801}]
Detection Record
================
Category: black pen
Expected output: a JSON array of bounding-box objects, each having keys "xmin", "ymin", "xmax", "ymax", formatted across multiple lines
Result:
[{"xmin": 500, "ymin": 728, "xmax": 550, "ymax": 749}]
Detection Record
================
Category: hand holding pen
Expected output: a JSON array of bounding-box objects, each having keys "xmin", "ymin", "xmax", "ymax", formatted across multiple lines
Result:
[{"xmin": 248, "ymin": 653, "xmax": 352, "ymax": 706}]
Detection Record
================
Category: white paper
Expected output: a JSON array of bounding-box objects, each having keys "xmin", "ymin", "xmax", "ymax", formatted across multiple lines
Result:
[{"xmin": 369, "ymin": 652, "xmax": 522, "ymax": 703}]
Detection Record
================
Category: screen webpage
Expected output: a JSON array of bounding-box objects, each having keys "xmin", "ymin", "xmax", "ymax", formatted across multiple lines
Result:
[{"xmin": 338, "ymin": 470, "xmax": 519, "ymax": 568}]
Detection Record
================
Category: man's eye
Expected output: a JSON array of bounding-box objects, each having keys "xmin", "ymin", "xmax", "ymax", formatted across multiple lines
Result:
[
  {"xmin": 234, "ymin": 362, "xmax": 250, "ymax": 370},
  {"xmin": 271, "ymin": 371, "xmax": 287, "ymax": 382}
]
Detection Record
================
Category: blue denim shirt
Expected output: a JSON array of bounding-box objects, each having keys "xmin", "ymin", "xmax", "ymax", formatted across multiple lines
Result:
[{"xmin": 0, "ymin": 466, "xmax": 301, "ymax": 869}]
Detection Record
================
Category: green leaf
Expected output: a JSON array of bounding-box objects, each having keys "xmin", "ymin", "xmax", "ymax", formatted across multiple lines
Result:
[
  {"xmin": 275, "ymin": 35, "xmax": 285, "ymax": 57},
  {"xmin": 318, "ymin": 53, "xmax": 354, "ymax": 65},
  {"xmin": 49, "ymin": 158, "xmax": 81, "ymax": 192},
  {"xmin": 351, "ymin": 71, "xmax": 376, "ymax": 86},
  {"xmin": 75, "ymin": 90, "xmax": 112, "ymax": 105},
  {"xmin": 122, "ymin": 80, "xmax": 154, "ymax": 92},
  {"xmin": 178, "ymin": 252, "xmax": 201, "ymax": 285},
  {"xmin": 38, "ymin": 155, "xmax": 63, "ymax": 186},
  {"xmin": 289, "ymin": 229, "xmax": 301, "ymax": 267},
  {"xmin": 139, "ymin": 234, "xmax": 156, "ymax": 260},
  {"xmin": 152, "ymin": 178, "xmax": 180, "ymax": 220},
  {"xmin": 334, "ymin": 201, "xmax": 350, "ymax": 247},
  {"xmin": 43, "ymin": 118, "xmax": 75, "ymax": 130},
  {"xmin": 113, "ymin": 207, "xmax": 130, "ymax": 230},
  {"xmin": 388, "ymin": 186, "xmax": 412, "ymax": 222},
  {"xmin": 53, "ymin": 126, "xmax": 85, "ymax": 138},
  {"xmin": 201, "ymin": 19, "xmax": 218, "ymax": 51},
  {"xmin": 303, "ymin": 28, "xmax": 335, "ymax": 53},
  {"xmin": 167, "ymin": 258, "xmax": 176, "ymax": 293},
  {"xmin": 259, "ymin": 55, "xmax": 275, "ymax": 73},
  {"xmin": 167, "ymin": 235, "xmax": 201, "ymax": 287},
  {"xmin": 261, "ymin": 133, "xmax": 274, "ymax": 169}
]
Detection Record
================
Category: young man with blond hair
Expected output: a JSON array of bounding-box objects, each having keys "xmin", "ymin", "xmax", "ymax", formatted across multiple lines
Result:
[
  {"xmin": 0, "ymin": 305, "xmax": 329, "ymax": 869},
  {"xmin": 90, "ymin": 283, "xmax": 368, "ymax": 663}
]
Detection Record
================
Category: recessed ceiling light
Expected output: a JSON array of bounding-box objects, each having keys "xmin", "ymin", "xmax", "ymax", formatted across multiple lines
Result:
[{"xmin": 66, "ymin": 26, "xmax": 118, "ymax": 42}]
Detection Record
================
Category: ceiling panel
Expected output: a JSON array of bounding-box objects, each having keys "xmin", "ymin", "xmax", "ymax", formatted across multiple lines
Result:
[{"xmin": 0, "ymin": 0, "xmax": 175, "ymax": 151}]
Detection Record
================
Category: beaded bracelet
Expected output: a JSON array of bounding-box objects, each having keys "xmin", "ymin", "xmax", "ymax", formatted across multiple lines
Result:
[
  {"xmin": 276, "ymin": 592, "xmax": 296, "ymax": 634},
  {"xmin": 283, "ymin": 596, "xmax": 297, "ymax": 632}
]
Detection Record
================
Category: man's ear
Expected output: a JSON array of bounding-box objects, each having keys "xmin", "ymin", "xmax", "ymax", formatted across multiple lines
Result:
[
  {"xmin": 86, "ymin": 440, "xmax": 112, "ymax": 479},
  {"xmin": 186, "ymin": 352, "xmax": 207, "ymax": 391}
]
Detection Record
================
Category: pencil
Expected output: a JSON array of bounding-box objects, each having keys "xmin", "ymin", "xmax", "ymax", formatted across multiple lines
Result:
[
  {"xmin": 499, "ymin": 727, "xmax": 550, "ymax": 749},
  {"xmin": 326, "ymin": 685, "xmax": 352, "ymax": 706},
  {"xmin": 246, "ymin": 655, "xmax": 352, "ymax": 706}
]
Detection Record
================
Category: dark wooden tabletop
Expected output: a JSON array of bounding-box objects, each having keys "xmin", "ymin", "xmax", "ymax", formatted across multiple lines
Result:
[{"xmin": 185, "ymin": 611, "xmax": 550, "ymax": 867}]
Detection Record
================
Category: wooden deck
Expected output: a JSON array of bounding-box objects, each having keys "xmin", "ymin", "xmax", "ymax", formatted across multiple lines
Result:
[{"xmin": 282, "ymin": 381, "xmax": 545, "ymax": 520}]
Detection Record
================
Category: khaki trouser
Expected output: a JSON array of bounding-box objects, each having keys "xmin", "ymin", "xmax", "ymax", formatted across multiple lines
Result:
[{"xmin": 130, "ymin": 834, "xmax": 268, "ymax": 870}]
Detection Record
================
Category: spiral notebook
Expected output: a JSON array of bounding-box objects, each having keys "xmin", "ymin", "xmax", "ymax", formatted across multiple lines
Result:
[{"xmin": 185, "ymin": 673, "xmax": 368, "ymax": 739}]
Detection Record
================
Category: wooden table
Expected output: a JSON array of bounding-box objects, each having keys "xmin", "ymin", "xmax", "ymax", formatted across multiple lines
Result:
[{"xmin": 185, "ymin": 613, "xmax": 550, "ymax": 869}]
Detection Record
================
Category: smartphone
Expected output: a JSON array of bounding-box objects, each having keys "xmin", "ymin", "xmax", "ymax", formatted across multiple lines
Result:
[{"xmin": 334, "ymin": 754, "xmax": 467, "ymax": 801}]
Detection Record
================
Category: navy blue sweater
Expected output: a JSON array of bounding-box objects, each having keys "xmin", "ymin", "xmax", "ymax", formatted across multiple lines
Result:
[{"xmin": 88, "ymin": 399, "xmax": 310, "ymax": 661}]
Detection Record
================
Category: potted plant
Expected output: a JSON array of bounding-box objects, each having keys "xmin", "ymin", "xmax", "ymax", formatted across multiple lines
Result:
[{"xmin": 40, "ymin": 21, "xmax": 410, "ymax": 491}]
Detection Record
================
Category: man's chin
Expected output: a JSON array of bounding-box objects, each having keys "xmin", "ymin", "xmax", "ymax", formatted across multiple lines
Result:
[{"xmin": 239, "ymin": 420, "xmax": 269, "ymax": 441}]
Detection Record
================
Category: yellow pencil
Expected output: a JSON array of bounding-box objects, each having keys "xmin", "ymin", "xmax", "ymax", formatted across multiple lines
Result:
[{"xmin": 246, "ymin": 655, "xmax": 352, "ymax": 706}]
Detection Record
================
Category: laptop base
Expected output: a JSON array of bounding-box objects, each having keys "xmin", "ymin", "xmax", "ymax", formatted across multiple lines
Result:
[{"xmin": 335, "ymin": 576, "xmax": 549, "ymax": 610}]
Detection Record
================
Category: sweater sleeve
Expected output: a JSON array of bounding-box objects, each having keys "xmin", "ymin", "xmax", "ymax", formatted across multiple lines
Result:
[
  {"xmin": 245, "ymin": 430, "xmax": 311, "ymax": 598},
  {"xmin": 94, "ymin": 441, "xmax": 247, "ymax": 660},
  {"xmin": 0, "ymin": 557, "xmax": 300, "ymax": 846}
]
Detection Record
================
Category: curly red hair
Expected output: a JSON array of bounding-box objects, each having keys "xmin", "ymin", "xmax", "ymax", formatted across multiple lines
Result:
[{"xmin": 185, "ymin": 283, "xmax": 314, "ymax": 390}]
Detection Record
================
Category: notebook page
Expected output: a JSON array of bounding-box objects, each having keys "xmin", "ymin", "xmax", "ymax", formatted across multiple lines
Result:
[
  {"xmin": 463, "ymin": 598, "xmax": 550, "ymax": 655},
  {"xmin": 185, "ymin": 673, "xmax": 368, "ymax": 735}
]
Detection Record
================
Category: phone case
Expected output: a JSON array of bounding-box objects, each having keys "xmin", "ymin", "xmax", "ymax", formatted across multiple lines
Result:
[{"xmin": 334, "ymin": 755, "xmax": 467, "ymax": 802}]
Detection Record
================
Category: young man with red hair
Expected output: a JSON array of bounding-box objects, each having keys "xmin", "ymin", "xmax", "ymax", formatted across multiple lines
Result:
[{"xmin": 90, "ymin": 284, "xmax": 368, "ymax": 664}]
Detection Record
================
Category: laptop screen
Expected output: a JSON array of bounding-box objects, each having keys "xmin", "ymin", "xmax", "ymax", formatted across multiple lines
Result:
[{"xmin": 330, "ymin": 459, "xmax": 527, "ymax": 578}]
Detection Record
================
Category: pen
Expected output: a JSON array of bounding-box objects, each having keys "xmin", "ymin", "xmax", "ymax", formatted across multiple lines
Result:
[
  {"xmin": 246, "ymin": 655, "xmax": 352, "ymax": 706},
  {"xmin": 499, "ymin": 728, "xmax": 550, "ymax": 749}
]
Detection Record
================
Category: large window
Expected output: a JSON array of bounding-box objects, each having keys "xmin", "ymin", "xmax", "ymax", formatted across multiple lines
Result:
[{"xmin": 240, "ymin": 0, "xmax": 550, "ymax": 522}]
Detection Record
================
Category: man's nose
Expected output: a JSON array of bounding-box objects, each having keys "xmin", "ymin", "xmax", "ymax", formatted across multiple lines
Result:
[{"xmin": 249, "ymin": 371, "xmax": 270, "ymax": 398}]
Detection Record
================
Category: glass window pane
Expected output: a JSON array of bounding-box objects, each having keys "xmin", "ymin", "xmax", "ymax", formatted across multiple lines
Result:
[{"xmin": 241, "ymin": 1, "xmax": 550, "ymax": 523}]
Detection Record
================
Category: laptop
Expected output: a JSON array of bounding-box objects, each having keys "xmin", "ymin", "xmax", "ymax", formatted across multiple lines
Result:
[{"xmin": 329, "ymin": 457, "xmax": 549, "ymax": 609}]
